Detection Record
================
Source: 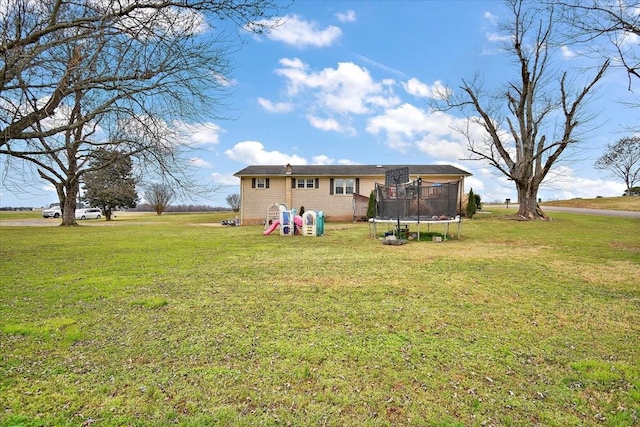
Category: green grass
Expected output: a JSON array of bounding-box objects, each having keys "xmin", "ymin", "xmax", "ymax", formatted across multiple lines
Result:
[
  {"xmin": 541, "ymin": 196, "xmax": 640, "ymax": 211},
  {"xmin": 1, "ymin": 210, "xmax": 638, "ymax": 426}
]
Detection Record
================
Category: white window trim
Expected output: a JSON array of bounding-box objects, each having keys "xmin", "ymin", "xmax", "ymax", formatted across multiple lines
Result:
[
  {"xmin": 296, "ymin": 178, "xmax": 317, "ymax": 189},
  {"xmin": 334, "ymin": 178, "xmax": 355, "ymax": 195}
]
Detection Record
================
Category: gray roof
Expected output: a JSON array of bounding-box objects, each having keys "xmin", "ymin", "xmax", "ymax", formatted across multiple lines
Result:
[{"xmin": 234, "ymin": 164, "xmax": 472, "ymax": 177}]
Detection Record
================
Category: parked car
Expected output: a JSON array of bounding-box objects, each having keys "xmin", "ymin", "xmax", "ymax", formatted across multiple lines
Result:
[
  {"xmin": 75, "ymin": 208, "xmax": 102, "ymax": 220},
  {"xmin": 42, "ymin": 207, "xmax": 61, "ymax": 218}
]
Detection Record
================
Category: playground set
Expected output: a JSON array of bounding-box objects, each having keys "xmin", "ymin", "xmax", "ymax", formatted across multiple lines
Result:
[
  {"xmin": 263, "ymin": 203, "xmax": 325, "ymax": 237},
  {"xmin": 369, "ymin": 167, "xmax": 464, "ymax": 243}
]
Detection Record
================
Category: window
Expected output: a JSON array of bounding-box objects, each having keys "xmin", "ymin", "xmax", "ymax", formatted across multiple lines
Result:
[
  {"xmin": 295, "ymin": 178, "xmax": 318, "ymax": 189},
  {"xmin": 251, "ymin": 178, "xmax": 270, "ymax": 189},
  {"xmin": 334, "ymin": 178, "xmax": 355, "ymax": 195}
]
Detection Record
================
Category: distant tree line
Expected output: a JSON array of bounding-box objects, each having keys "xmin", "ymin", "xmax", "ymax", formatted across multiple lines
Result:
[
  {"xmin": 0, "ymin": 207, "xmax": 35, "ymax": 211},
  {"xmin": 131, "ymin": 204, "xmax": 233, "ymax": 213}
]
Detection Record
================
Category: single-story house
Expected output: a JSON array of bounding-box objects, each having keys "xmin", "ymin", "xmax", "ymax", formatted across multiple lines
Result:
[{"xmin": 233, "ymin": 164, "xmax": 472, "ymax": 225}]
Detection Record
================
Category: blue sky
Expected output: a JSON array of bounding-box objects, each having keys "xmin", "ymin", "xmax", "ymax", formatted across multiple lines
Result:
[{"xmin": 1, "ymin": 0, "xmax": 637, "ymax": 208}]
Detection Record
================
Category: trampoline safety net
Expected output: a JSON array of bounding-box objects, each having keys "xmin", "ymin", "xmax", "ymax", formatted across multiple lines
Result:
[{"xmin": 375, "ymin": 180, "xmax": 461, "ymax": 220}]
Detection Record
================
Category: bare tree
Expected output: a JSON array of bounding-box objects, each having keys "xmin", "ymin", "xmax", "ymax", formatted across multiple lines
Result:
[
  {"xmin": 437, "ymin": 0, "xmax": 609, "ymax": 220},
  {"xmin": 1, "ymin": 0, "xmax": 283, "ymax": 225},
  {"xmin": 557, "ymin": 0, "xmax": 639, "ymax": 91},
  {"xmin": 225, "ymin": 193, "xmax": 240, "ymax": 212},
  {"xmin": 595, "ymin": 135, "xmax": 640, "ymax": 194},
  {"xmin": 144, "ymin": 182, "xmax": 174, "ymax": 215}
]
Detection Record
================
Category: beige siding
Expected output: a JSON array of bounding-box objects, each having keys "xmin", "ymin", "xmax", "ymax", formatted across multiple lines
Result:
[
  {"xmin": 358, "ymin": 177, "xmax": 379, "ymax": 197},
  {"xmin": 239, "ymin": 177, "xmax": 288, "ymax": 225},
  {"xmin": 291, "ymin": 178, "xmax": 352, "ymax": 221}
]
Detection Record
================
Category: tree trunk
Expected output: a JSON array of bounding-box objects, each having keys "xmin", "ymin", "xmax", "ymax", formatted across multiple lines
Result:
[
  {"xmin": 60, "ymin": 181, "xmax": 79, "ymax": 226},
  {"xmin": 516, "ymin": 180, "xmax": 547, "ymax": 220}
]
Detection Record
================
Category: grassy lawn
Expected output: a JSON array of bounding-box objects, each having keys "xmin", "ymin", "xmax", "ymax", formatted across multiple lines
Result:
[
  {"xmin": 1, "ymin": 210, "xmax": 638, "ymax": 426},
  {"xmin": 541, "ymin": 196, "xmax": 640, "ymax": 211}
]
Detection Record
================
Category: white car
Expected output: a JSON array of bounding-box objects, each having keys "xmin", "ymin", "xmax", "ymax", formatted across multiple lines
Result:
[
  {"xmin": 42, "ymin": 207, "xmax": 61, "ymax": 218},
  {"xmin": 75, "ymin": 208, "xmax": 102, "ymax": 220}
]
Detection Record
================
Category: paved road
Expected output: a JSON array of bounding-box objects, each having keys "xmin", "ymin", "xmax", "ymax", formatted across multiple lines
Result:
[{"xmin": 540, "ymin": 206, "xmax": 640, "ymax": 218}]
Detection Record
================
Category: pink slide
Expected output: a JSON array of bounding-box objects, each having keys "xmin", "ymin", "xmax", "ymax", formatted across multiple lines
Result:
[
  {"xmin": 294, "ymin": 215, "xmax": 303, "ymax": 228},
  {"xmin": 263, "ymin": 220, "xmax": 280, "ymax": 235}
]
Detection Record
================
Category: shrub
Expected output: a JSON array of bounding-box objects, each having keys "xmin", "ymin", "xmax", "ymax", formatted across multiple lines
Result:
[
  {"xmin": 474, "ymin": 193, "xmax": 482, "ymax": 210},
  {"xmin": 367, "ymin": 190, "xmax": 377, "ymax": 219},
  {"xmin": 466, "ymin": 188, "xmax": 477, "ymax": 219}
]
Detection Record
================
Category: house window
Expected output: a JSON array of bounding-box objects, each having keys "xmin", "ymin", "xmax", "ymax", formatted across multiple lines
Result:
[
  {"xmin": 334, "ymin": 178, "xmax": 355, "ymax": 195},
  {"xmin": 295, "ymin": 178, "xmax": 318, "ymax": 189},
  {"xmin": 251, "ymin": 178, "xmax": 270, "ymax": 189}
]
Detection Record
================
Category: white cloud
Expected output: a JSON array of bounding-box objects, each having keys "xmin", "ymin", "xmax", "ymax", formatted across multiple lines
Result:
[
  {"xmin": 279, "ymin": 57, "xmax": 306, "ymax": 69},
  {"xmin": 366, "ymin": 103, "xmax": 485, "ymax": 158},
  {"xmin": 619, "ymin": 30, "xmax": 640, "ymax": 48},
  {"xmin": 190, "ymin": 157, "xmax": 212, "ymax": 168},
  {"xmin": 257, "ymin": 97, "xmax": 294, "ymax": 113},
  {"xmin": 306, "ymin": 114, "xmax": 356, "ymax": 135},
  {"xmin": 306, "ymin": 115, "xmax": 340, "ymax": 131},
  {"xmin": 415, "ymin": 135, "xmax": 468, "ymax": 160},
  {"xmin": 459, "ymin": 165, "xmax": 515, "ymax": 203},
  {"xmin": 255, "ymin": 15, "xmax": 342, "ymax": 48},
  {"xmin": 312, "ymin": 155, "xmax": 334, "ymax": 165},
  {"xmin": 213, "ymin": 73, "xmax": 236, "ymax": 88},
  {"xmin": 560, "ymin": 45, "xmax": 577, "ymax": 59},
  {"xmin": 42, "ymin": 183, "xmax": 57, "ymax": 193},
  {"xmin": 309, "ymin": 155, "xmax": 359, "ymax": 165},
  {"xmin": 224, "ymin": 141, "xmax": 307, "ymax": 165},
  {"xmin": 337, "ymin": 158, "xmax": 360, "ymax": 165},
  {"xmin": 367, "ymin": 103, "xmax": 449, "ymax": 137},
  {"xmin": 483, "ymin": 11, "xmax": 499, "ymax": 26},
  {"xmin": 402, "ymin": 77, "xmax": 450, "ymax": 99},
  {"xmin": 485, "ymin": 32, "xmax": 511, "ymax": 43},
  {"xmin": 540, "ymin": 165, "xmax": 627, "ymax": 199},
  {"xmin": 336, "ymin": 10, "xmax": 356, "ymax": 23},
  {"xmin": 275, "ymin": 59, "xmax": 395, "ymax": 115},
  {"xmin": 173, "ymin": 121, "xmax": 223, "ymax": 145},
  {"xmin": 464, "ymin": 176, "xmax": 486, "ymax": 192},
  {"xmin": 211, "ymin": 172, "xmax": 239, "ymax": 186}
]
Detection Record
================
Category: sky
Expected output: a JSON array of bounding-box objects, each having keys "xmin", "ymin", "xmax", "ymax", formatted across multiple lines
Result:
[{"xmin": 1, "ymin": 0, "xmax": 638, "ymax": 208}]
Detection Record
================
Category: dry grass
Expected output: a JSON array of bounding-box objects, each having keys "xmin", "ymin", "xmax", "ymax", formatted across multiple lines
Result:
[{"xmin": 541, "ymin": 196, "xmax": 640, "ymax": 211}]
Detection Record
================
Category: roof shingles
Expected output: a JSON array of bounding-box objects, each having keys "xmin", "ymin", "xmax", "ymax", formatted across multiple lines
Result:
[{"xmin": 234, "ymin": 164, "xmax": 471, "ymax": 177}]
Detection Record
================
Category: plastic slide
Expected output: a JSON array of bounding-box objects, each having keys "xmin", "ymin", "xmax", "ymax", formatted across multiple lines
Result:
[
  {"xmin": 263, "ymin": 220, "xmax": 280, "ymax": 235},
  {"xmin": 263, "ymin": 216, "xmax": 303, "ymax": 236}
]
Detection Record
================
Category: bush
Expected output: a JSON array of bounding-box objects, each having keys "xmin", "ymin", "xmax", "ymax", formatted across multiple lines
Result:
[
  {"xmin": 474, "ymin": 193, "xmax": 482, "ymax": 210},
  {"xmin": 466, "ymin": 188, "xmax": 477, "ymax": 219},
  {"xmin": 367, "ymin": 190, "xmax": 377, "ymax": 219}
]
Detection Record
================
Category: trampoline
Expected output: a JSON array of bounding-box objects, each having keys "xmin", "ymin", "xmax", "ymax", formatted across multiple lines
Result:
[{"xmin": 369, "ymin": 179, "xmax": 463, "ymax": 241}]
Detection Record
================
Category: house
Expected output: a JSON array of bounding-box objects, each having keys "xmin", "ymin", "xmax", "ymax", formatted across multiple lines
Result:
[{"xmin": 233, "ymin": 164, "xmax": 472, "ymax": 225}]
